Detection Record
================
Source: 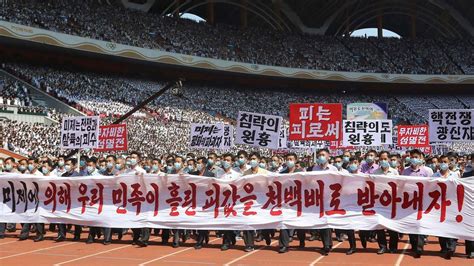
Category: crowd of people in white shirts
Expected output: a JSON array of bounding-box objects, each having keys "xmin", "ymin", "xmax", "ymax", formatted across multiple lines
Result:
[
  {"xmin": 0, "ymin": 0, "xmax": 473, "ymax": 74},
  {"xmin": 0, "ymin": 148, "xmax": 472, "ymax": 259},
  {"xmin": 1, "ymin": 62, "xmax": 473, "ymax": 158}
]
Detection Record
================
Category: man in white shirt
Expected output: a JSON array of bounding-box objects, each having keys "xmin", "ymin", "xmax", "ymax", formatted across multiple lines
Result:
[
  {"xmin": 27, "ymin": 158, "xmax": 44, "ymax": 176},
  {"xmin": 432, "ymin": 155, "xmax": 458, "ymax": 260},
  {"xmin": 51, "ymin": 156, "xmax": 67, "ymax": 177},
  {"xmin": 373, "ymin": 151, "xmax": 399, "ymax": 255},
  {"xmin": 308, "ymin": 149, "xmax": 336, "ymax": 256},
  {"xmin": 220, "ymin": 153, "xmax": 242, "ymax": 251},
  {"xmin": 233, "ymin": 150, "xmax": 250, "ymax": 174}
]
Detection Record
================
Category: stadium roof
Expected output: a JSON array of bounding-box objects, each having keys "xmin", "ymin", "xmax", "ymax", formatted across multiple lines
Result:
[{"xmin": 147, "ymin": 0, "xmax": 473, "ymax": 38}]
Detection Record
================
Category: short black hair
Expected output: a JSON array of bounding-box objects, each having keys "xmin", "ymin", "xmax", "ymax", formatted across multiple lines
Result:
[
  {"xmin": 237, "ymin": 150, "xmax": 248, "ymax": 158},
  {"xmin": 316, "ymin": 148, "xmax": 330, "ymax": 155},
  {"xmin": 410, "ymin": 149, "xmax": 424, "ymax": 158},
  {"xmin": 130, "ymin": 151, "xmax": 141, "ymax": 159},
  {"xmin": 249, "ymin": 152, "xmax": 261, "ymax": 160},
  {"xmin": 197, "ymin": 156, "xmax": 208, "ymax": 164},
  {"xmin": 286, "ymin": 153, "xmax": 298, "ymax": 160}
]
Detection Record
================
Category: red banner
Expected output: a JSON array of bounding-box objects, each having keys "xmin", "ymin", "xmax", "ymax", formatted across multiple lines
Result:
[
  {"xmin": 95, "ymin": 124, "xmax": 128, "ymax": 151},
  {"xmin": 289, "ymin": 103, "xmax": 342, "ymax": 141},
  {"xmin": 397, "ymin": 125, "xmax": 429, "ymax": 147}
]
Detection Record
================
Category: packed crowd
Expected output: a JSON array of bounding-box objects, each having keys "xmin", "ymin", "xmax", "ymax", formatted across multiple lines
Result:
[
  {"xmin": 0, "ymin": 0, "xmax": 473, "ymax": 74},
  {"xmin": 0, "ymin": 148, "xmax": 473, "ymax": 259},
  {"xmin": 1, "ymin": 62, "xmax": 473, "ymax": 158}
]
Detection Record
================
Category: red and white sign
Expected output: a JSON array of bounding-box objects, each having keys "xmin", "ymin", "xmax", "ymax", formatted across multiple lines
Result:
[
  {"xmin": 329, "ymin": 140, "xmax": 354, "ymax": 150},
  {"xmin": 95, "ymin": 124, "xmax": 128, "ymax": 151},
  {"xmin": 0, "ymin": 172, "xmax": 472, "ymax": 240},
  {"xmin": 289, "ymin": 103, "xmax": 342, "ymax": 141},
  {"xmin": 397, "ymin": 125, "xmax": 429, "ymax": 147}
]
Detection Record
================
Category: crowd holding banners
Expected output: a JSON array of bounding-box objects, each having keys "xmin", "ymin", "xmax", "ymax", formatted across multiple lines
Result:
[{"xmin": 0, "ymin": 148, "xmax": 473, "ymax": 260}]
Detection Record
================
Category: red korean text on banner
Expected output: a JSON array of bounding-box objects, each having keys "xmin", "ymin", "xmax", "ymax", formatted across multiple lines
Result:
[
  {"xmin": 289, "ymin": 103, "xmax": 342, "ymax": 141},
  {"xmin": 329, "ymin": 140, "xmax": 354, "ymax": 150},
  {"xmin": 397, "ymin": 125, "xmax": 429, "ymax": 147},
  {"xmin": 95, "ymin": 124, "xmax": 128, "ymax": 152}
]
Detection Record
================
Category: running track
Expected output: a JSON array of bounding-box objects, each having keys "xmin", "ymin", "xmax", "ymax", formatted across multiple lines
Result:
[{"xmin": 0, "ymin": 227, "xmax": 469, "ymax": 266}]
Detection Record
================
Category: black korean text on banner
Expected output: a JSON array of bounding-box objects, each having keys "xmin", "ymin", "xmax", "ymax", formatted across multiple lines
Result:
[
  {"xmin": 429, "ymin": 109, "xmax": 474, "ymax": 142},
  {"xmin": 220, "ymin": 125, "xmax": 234, "ymax": 150},
  {"xmin": 236, "ymin": 111, "xmax": 282, "ymax": 149},
  {"xmin": 342, "ymin": 120, "xmax": 393, "ymax": 146},
  {"xmin": 0, "ymin": 172, "xmax": 472, "ymax": 241},
  {"xmin": 189, "ymin": 123, "xmax": 224, "ymax": 149},
  {"xmin": 60, "ymin": 116, "xmax": 100, "ymax": 149}
]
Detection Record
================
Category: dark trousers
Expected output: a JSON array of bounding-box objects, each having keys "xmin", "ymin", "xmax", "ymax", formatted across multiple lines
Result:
[
  {"xmin": 88, "ymin": 227, "xmax": 101, "ymax": 239},
  {"xmin": 160, "ymin": 229, "xmax": 170, "ymax": 244},
  {"xmin": 196, "ymin": 230, "xmax": 209, "ymax": 245},
  {"xmin": 222, "ymin": 230, "xmax": 236, "ymax": 246},
  {"xmin": 319, "ymin": 228, "xmax": 333, "ymax": 249},
  {"xmin": 58, "ymin": 224, "xmax": 82, "ymax": 238},
  {"xmin": 20, "ymin": 223, "xmax": 44, "ymax": 237},
  {"xmin": 466, "ymin": 240, "xmax": 473, "ymax": 256},
  {"xmin": 376, "ymin": 230, "xmax": 399, "ymax": 250},
  {"xmin": 439, "ymin": 237, "xmax": 457, "ymax": 253},
  {"xmin": 132, "ymin": 228, "xmax": 150, "ymax": 243},
  {"xmin": 343, "ymin": 230, "xmax": 356, "ymax": 249},
  {"xmin": 0, "ymin": 223, "xmax": 5, "ymax": 236},
  {"xmin": 242, "ymin": 230, "xmax": 255, "ymax": 248},
  {"xmin": 103, "ymin": 228, "xmax": 124, "ymax": 243},
  {"xmin": 409, "ymin": 234, "xmax": 425, "ymax": 253},
  {"xmin": 279, "ymin": 229, "xmax": 305, "ymax": 248}
]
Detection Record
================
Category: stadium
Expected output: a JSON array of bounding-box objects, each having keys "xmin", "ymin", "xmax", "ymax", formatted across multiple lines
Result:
[{"xmin": 0, "ymin": 0, "xmax": 473, "ymax": 265}]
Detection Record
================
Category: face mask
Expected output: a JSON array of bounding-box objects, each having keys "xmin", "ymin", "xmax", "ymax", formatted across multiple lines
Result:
[
  {"xmin": 380, "ymin": 160, "xmax": 390, "ymax": 169},
  {"xmin": 99, "ymin": 166, "xmax": 106, "ymax": 172},
  {"xmin": 222, "ymin": 161, "xmax": 231, "ymax": 169},
  {"xmin": 249, "ymin": 160, "xmax": 259, "ymax": 168},
  {"xmin": 107, "ymin": 162, "xmax": 114, "ymax": 169},
  {"xmin": 335, "ymin": 162, "xmax": 343, "ymax": 169},
  {"xmin": 439, "ymin": 163, "xmax": 449, "ymax": 171},
  {"xmin": 389, "ymin": 161, "xmax": 398, "ymax": 168},
  {"xmin": 130, "ymin": 159, "xmax": 138, "ymax": 166},
  {"xmin": 80, "ymin": 161, "xmax": 86, "ymax": 167},
  {"xmin": 166, "ymin": 166, "xmax": 173, "ymax": 173},
  {"xmin": 87, "ymin": 166, "xmax": 95, "ymax": 173},
  {"xmin": 144, "ymin": 165, "xmax": 150, "ymax": 171},
  {"xmin": 410, "ymin": 158, "xmax": 422, "ymax": 166},
  {"xmin": 365, "ymin": 156, "xmax": 374, "ymax": 164},
  {"xmin": 207, "ymin": 159, "xmax": 214, "ymax": 166},
  {"xmin": 115, "ymin": 164, "xmax": 122, "ymax": 170},
  {"xmin": 234, "ymin": 161, "xmax": 240, "ymax": 168},
  {"xmin": 271, "ymin": 161, "xmax": 279, "ymax": 168},
  {"xmin": 238, "ymin": 158, "xmax": 246, "ymax": 166},
  {"xmin": 65, "ymin": 165, "xmax": 72, "ymax": 172},
  {"xmin": 316, "ymin": 156, "xmax": 327, "ymax": 165},
  {"xmin": 42, "ymin": 168, "xmax": 49, "ymax": 175},
  {"xmin": 405, "ymin": 157, "xmax": 411, "ymax": 164},
  {"xmin": 5, "ymin": 164, "xmax": 13, "ymax": 171},
  {"xmin": 215, "ymin": 161, "xmax": 222, "ymax": 167},
  {"xmin": 28, "ymin": 164, "xmax": 35, "ymax": 172},
  {"xmin": 152, "ymin": 165, "xmax": 159, "ymax": 172},
  {"xmin": 197, "ymin": 164, "xmax": 203, "ymax": 172},
  {"xmin": 58, "ymin": 161, "xmax": 65, "ymax": 167},
  {"xmin": 174, "ymin": 163, "xmax": 182, "ymax": 170},
  {"xmin": 348, "ymin": 164, "xmax": 358, "ymax": 173},
  {"xmin": 343, "ymin": 156, "xmax": 350, "ymax": 163},
  {"xmin": 286, "ymin": 161, "xmax": 295, "ymax": 169},
  {"xmin": 259, "ymin": 163, "xmax": 266, "ymax": 169},
  {"xmin": 18, "ymin": 165, "xmax": 27, "ymax": 172},
  {"xmin": 187, "ymin": 165, "xmax": 194, "ymax": 172}
]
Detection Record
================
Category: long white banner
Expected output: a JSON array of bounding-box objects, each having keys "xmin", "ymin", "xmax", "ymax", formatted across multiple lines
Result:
[{"xmin": 0, "ymin": 172, "xmax": 472, "ymax": 240}]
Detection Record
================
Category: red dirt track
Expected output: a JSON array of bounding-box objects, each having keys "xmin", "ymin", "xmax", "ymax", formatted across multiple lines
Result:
[{"xmin": 0, "ymin": 226, "xmax": 469, "ymax": 266}]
